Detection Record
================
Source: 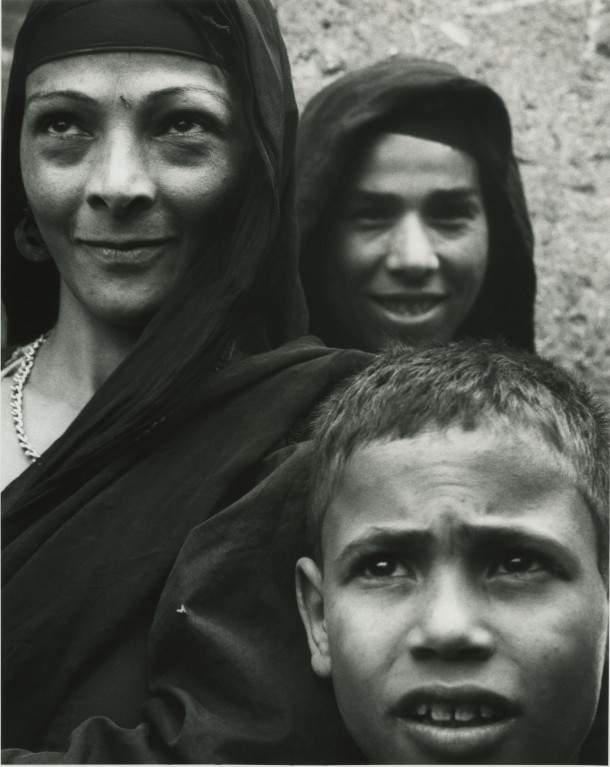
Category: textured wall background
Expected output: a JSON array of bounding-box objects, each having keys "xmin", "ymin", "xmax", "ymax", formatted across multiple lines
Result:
[{"xmin": 3, "ymin": 0, "xmax": 609, "ymax": 400}]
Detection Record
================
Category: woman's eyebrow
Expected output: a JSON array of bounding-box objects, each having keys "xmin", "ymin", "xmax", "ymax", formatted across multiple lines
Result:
[
  {"xmin": 144, "ymin": 85, "xmax": 232, "ymax": 109},
  {"xmin": 25, "ymin": 89, "xmax": 97, "ymax": 108}
]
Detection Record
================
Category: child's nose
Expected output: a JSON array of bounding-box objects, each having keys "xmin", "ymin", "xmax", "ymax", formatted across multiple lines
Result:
[
  {"xmin": 406, "ymin": 571, "xmax": 495, "ymax": 661},
  {"xmin": 384, "ymin": 212, "xmax": 439, "ymax": 276}
]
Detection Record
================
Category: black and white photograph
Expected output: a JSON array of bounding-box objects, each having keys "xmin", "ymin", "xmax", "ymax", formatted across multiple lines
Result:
[{"xmin": 2, "ymin": 0, "xmax": 609, "ymax": 763}]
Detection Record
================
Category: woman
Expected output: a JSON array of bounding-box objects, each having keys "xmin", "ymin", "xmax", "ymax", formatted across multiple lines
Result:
[
  {"xmin": 1, "ymin": 1, "xmax": 367, "ymax": 761},
  {"xmin": 296, "ymin": 57, "xmax": 536, "ymax": 352}
]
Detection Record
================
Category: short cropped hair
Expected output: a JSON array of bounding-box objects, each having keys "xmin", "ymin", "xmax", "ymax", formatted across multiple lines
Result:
[{"xmin": 308, "ymin": 341, "xmax": 609, "ymax": 582}]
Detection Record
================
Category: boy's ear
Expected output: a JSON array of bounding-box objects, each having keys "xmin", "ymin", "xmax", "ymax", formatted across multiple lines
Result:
[{"xmin": 295, "ymin": 557, "xmax": 332, "ymax": 678}]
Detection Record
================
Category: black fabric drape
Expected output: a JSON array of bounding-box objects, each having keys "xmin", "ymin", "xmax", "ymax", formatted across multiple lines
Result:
[
  {"xmin": 2, "ymin": 0, "xmax": 370, "ymax": 762},
  {"xmin": 2, "ymin": 341, "xmax": 368, "ymax": 763},
  {"xmin": 296, "ymin": 57, "xmax": 537, "ymax": 352}
]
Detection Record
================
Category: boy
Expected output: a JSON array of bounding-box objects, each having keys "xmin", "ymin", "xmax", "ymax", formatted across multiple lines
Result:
[{"xmin": 296, "ymin": 342, "xmax": 608, "ymax": 764}]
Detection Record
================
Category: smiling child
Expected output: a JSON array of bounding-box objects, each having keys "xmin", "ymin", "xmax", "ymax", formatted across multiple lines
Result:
[{"xmin": 296, "ymin": 342, "xmax": 608, "ymax": 764}]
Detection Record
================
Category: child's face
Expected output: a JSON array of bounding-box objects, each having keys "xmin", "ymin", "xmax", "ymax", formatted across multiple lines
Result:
[{"xmin": 296, "ymin": 427, "xmax": 608, "ymax": 764}]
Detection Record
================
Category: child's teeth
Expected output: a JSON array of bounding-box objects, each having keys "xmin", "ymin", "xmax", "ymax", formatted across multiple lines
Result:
[
  {"xmin": 454, "ymin": 705, "xmax": 477, "ymax": 722},
  {"xmin": 378, "ymin": 297, "xmax": 439, "ymax": 315},
  {"xmin": 430, "ymin": 703, "xmax": 453, "ymax": 722},
  {"xmin": 416, "ymin": 703, "xmax": 429, "ymax": 717},
  {"xmin": 480, "ymin": 705, "xmax": 495, "ymax": 719}
]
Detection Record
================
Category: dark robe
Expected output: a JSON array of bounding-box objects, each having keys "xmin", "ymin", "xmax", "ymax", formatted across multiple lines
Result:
[
  {"xmin": 296, "ymin": 56, "xmax": 537, "ymax": 352},
  {"xmin": 2, "ymin": 0, "xmax": 368, "ymax": 762}
]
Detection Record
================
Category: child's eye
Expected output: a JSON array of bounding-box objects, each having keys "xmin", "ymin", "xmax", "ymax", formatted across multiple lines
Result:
[
  {"xmin": 488, "ymin": 551, "xmax": 548, "ymax": 578},
  {"xmin": 426, "ymin": 201, "xmax": 480, "ymax": 231},
  {"xmin": 343, "ymin": 205, "xmax": 394, "ymax": 229},
  {"xmin": 360, "ymin": 554, "xmax": 414, "ymax": 579}
]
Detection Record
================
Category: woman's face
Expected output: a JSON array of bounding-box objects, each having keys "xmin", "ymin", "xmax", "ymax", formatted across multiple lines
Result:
[
  {"xmin": 20, "ymin": 52, "xmax": 251, "ymax": 327},
  {"xmin": 317, "ymin": 133, "xmax": 489, "ymax": 352}
]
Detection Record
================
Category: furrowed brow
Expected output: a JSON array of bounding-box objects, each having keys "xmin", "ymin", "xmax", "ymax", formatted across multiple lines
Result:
[
  {"xmin": 456, "ymin": 523, "xmax": 579, "ymax": 568},
  {"xmin": 336, "ymin": 527, "xmax": 433, "ymax": 566}
]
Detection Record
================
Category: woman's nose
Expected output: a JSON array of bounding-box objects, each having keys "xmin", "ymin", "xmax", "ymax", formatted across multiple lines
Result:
[
  {"xmin": 406, "ymin": 572, "xmax": 496, "ymax": 661},
  {"xmin": 385, "ymin": 213, "xmax": 439, "ymax": 276},
  {"xmin": 85, "ymin": 129, "xmax": 156, "ymax": 216}
]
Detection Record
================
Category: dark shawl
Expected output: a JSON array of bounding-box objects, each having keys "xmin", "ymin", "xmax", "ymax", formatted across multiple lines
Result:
[
  {"xmin": 296, "ymin": 57, "xmax": 536, "ymax": 352},
  {"xmin": 2, "ymin": 1, "xmax": 368, "ymax": 761}
]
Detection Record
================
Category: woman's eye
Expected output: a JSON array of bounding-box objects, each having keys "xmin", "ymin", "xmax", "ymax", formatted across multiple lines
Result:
[
  {"xmin": 40, "ymin": 116, "xmax": 86, "ymax": 137},
  {"xmin": 160, "ymin": 115, "xmax": 211, "ymax": 138},
  {"xmin": 167, "ymin": 120, "xmax": 202, "ymax": 135}
]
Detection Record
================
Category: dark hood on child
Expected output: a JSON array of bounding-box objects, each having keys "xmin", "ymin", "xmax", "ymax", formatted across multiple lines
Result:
[{"xmin": 296, "ymin": 56, "xmax": 536, "ymax": 351}]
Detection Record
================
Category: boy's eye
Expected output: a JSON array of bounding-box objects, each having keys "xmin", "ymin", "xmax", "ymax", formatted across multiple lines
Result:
[
  {"xmin": 488, "ymin": 551, "xmax": 548, "ymax": 578},
  {"xmin": 360, "ymin": 555, "xmax": 414, "ymax": 579}
]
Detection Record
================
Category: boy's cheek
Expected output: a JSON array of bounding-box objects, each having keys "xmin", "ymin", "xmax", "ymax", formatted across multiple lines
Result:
[{"xmin": 326, "ymin": 596, "xmax": 399, "ymax": 690}]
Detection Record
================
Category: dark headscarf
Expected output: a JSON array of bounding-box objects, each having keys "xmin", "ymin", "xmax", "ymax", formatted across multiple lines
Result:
[
  {"xmin": 2, "ymin": 1, "xmax": 369, "ymax": 761},
  {"xmin": 297, "ymin": 57, "xmax": 536, "ymax": 351}
]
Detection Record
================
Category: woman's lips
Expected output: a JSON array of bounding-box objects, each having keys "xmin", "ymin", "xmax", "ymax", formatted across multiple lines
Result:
[
  {"xmin": 77, "ymin": 238, "xmax": 174, "ymax": 266},
  {"xmin": 369, "ymin": 293, "xmax": 447, "ymax": 320}
]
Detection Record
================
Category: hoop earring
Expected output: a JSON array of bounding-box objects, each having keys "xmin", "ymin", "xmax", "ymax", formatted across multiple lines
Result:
[{"xmin": 15, "ymin": 206, "xmax": 50, "ymax": 263}]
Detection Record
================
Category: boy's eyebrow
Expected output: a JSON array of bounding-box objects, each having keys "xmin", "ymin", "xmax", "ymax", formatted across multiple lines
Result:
[
  {"xmin": 335, "ymin": 523, "xmax": 582, "ymax": 570},
  {"xmin": 335, "ymin": 527, "xmax": 434, "ymax": 565},
  {"xmin": 457, "ymin": 524, "xmax": 582, "ymax": 570}
]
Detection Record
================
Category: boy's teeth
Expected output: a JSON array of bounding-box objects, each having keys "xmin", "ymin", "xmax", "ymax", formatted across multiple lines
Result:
[
  {"xmin": 454, "ymin": 704, "xmax": 477, "ymax": 722},
  {"xmin": 430, "ymin": 703, "xmax": 453, "ymax": 721},
  {"xmin": 413, "ymin": 702, "xmax": 500, "ymax": 725}
]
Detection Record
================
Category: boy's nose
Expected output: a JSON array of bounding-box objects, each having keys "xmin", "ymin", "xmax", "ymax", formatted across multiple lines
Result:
[
  {"xmin": 384, "ymin": 213, "xmax": 439, "ymax": 277},
  {"xmin": 85, "ymin": 129, "xmax": 156, "ymax": 217},
  {"xmin": 406, "ymin": 572, "xmax": 495, "ymax": 661}
]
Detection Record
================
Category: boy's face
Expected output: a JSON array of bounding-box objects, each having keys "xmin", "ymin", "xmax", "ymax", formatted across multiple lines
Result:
[{"xmin": 296, "ymin": 427, "xmax": 608, "ymax": 764}]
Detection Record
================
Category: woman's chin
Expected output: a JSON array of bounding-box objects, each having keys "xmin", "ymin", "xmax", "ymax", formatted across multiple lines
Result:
[{"xmin": 63, "ymin": 292, "xmax": 165, "ymax": 330}]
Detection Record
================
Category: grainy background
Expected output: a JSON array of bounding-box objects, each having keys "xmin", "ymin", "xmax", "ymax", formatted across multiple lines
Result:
[{"xmin": 3, "ymin": 0, "xmax": 609, "ymax": 400}]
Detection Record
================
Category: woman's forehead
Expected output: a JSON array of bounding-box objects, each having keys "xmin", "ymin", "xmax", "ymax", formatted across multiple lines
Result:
[{"xmin": 25, "ymin": 52, "xmax": 237, "ymax": 107}]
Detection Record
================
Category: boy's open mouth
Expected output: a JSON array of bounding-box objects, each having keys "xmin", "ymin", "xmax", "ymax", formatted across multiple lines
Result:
[
  {"xmin": 395, "ymin": 687, "xmax": 519, "ymax": 729},
  {"xmin": 409, "ymin": 701, "xmax": 505, "ymax": 727},
  {"xmin": 392, "ymin": 688, "xmax": 520, "ymax": 758}
]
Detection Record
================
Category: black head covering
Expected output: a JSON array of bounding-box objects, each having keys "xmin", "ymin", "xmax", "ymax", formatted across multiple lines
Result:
[{"xmin": 296, "ymin": 56, "xmax": 536, "ymax": 351}]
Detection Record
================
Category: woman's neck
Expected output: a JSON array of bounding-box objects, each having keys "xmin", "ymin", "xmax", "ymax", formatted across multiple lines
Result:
[{"xmin": 30, "ymin": 291, "xmax": 143, "ymax": 409}]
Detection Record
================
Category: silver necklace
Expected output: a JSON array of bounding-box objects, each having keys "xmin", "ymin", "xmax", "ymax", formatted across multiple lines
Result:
[
  {"xmin": 9, "ymin": 335, "xmax": 234, "ymax": 463},
  {"xmin": 10, "ymin": 333, "xmax": 48, "ymax": 462}
]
